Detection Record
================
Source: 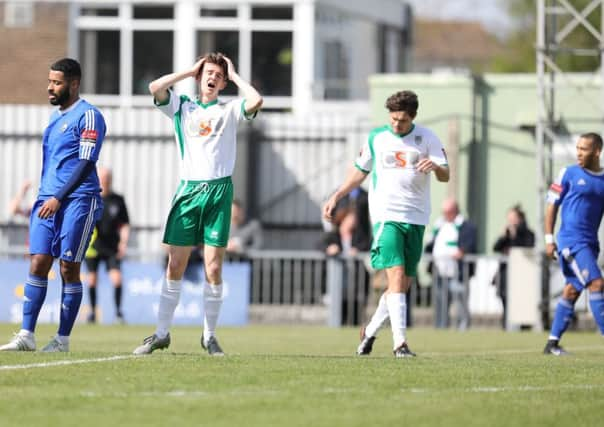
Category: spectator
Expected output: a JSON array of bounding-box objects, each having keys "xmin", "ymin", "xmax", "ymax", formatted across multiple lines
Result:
[
  {"xmin": 9, "ymin": 180, "xmax": 33, "ymax": 218},
  {"xmin": 226, "ymin": 199, "xmax": 263, "ymax": 256},
  {"xmin": 84, "ymin": 167, "xmax": 130, "ymax": 324},
  {"xmin": 425, "ymin": 197, "xmax": 477, "ymax": 330},
  {"xmin": 492, "ymin": 204, "xmax": 535, "ymax": 329}
]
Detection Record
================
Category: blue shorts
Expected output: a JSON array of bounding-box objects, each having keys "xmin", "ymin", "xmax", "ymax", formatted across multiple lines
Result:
[
  {"xmin": 558, "ymin": 244, "xmax": 602, "ymax": 291},
  {"xmin": 30, "ymin": 196, "xmax": 103, "ymax": 262}
]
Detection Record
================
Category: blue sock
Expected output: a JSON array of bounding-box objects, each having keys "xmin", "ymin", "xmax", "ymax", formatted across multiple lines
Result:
[
  {"xmin": 21, "ymin": 274, "xmax": 48, "ymax": 332},
  {"xmin": 588, "ymin": 291, "xmax": 604, "ymax": 335},
  {"xmin": 549, "ymin": 298, "xmax": 575, "ymax": 340},
  {"xmin": 58, "ymin": 282, "xmax": 83, "ymax": 336}
]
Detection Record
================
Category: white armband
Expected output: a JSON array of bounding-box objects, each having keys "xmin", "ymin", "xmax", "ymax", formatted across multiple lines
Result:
[{"xmin": 544, "ymin": 234, "xmax": 554, "ymax": 245}]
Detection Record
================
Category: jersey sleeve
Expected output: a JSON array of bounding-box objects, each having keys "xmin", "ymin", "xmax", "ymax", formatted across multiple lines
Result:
[
  {"xmin": 234, "ymin": 98, "xmax": 258, "ymax": 122},
  {"xmin": 78, "ymin": 108, "xmax": 106, "ymax": 162},
  {"xmin": 547, "ymin": 167, "xmax": 569, "ymax": 205},
  {"xmin": 154, "ymin": 89, "xmax": 181, "ymax": 118},
  {"xmin": 354, "ymin": 139, "xmax": 373, "ymax": 173},
  {"xmin": 427, "ymin": 131, "xmax": 448, "ymax": 166}
]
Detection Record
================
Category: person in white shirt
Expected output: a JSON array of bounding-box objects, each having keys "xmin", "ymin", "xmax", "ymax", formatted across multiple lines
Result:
[
  {"xmin": 323, "ymin": 90, "xmax": 449, "ymax": 357},
  {"xmin": 133, "ymin": 52, "xmax": 262, "ymax": 356}
]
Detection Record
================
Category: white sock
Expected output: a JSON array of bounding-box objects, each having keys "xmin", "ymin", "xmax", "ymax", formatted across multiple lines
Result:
[
  {"xmin": 365, "ymin": 293, "xmax": 390, "ymax": 337},
  {"xmin": 155, "ymin": 279, "xmax": 182, "ymax": 338},
  {"xmin": 386, "ymin": 292, "xmax": 407, "ymax": 350},
  {"xmin": 203, "ymin": 282, "xmax": 223, "ymax": 344}
]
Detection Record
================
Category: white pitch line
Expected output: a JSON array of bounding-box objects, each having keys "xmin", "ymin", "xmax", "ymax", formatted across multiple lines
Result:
[
  {"xmin": 0, "ymin": 355, "xmax": 135, "ymax": 371},
  {"xmin": 404, "ymin": 384, "xmax": 604, "ymax": 394}
]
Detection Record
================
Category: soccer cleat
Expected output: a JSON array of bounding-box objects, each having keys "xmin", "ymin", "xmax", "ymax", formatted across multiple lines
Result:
[
  {"xmin": 87, "ymin": 312, "xmax": 96, "ymax": 324},
  {"xmin": 133, "ymin": 333, "xmax": 171, "ymax": 355},
  {"xmin": 201, "ymin": 334, "xmax": 224, "ymax": 356},
  {"xmin": 543, "ymin": 339, "xmax": 569, "ymax": 356},
  {"xmin": 0, "ymin": 332, "xmax": 36, "ymax": 351},
  {"xmin": 393, "ymin": 342, "xmax": 416, "ymax": 358},
  {"xmin": 41, "ymin": 336, "xmax": 69, "ymax": 353},
  {"xmin": 356, "ymin": 326, "xmax": 376, "ymax": 356}
]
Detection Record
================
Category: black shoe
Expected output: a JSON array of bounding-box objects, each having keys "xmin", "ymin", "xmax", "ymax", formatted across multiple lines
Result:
[
  {"xmin": 201, "ymin": 334, "xmax": 225, "ymax": 356},
  {"xmin": 87, "ymin": 312, "xmax": 96, "ymax": 324},
  {"xmin": 543, "ymin": 339, "xmax": 569, "ymax": 356},
  {"xmin": 133, "ymin": 333, "xmax": 171, "ymax": 355},
  {"xmin": 356, "ymin": 326, "xmax": 376, "ymax": 356},
  {"xmin": 393, "ymin": 342, "xmax": 416, "ymax": 358}
]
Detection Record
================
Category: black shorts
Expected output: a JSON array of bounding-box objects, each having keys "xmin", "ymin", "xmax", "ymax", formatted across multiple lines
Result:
[{"xmin": 84, "ymin": 254, "xmax": 121, "ymax": 272}]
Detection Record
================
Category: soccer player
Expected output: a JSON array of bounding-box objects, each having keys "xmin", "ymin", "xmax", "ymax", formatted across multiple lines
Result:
[
  {"xmin": 0, "ymin": 58, "xmax": 106, "ymax": 352},
  {"xmin": 84, "ymin": 167, "xmax": 130, "ymax": 324},
  {"xmin": 543, "ymin": 132, "xmax": 604, "ymax": 356},
  {"xmin": 133, "ymin": 52, "xmax": 262, "ymax": 356},
  {"xmin": 323, "ymin": 90, "xmax": 449, "ymax": 357}
]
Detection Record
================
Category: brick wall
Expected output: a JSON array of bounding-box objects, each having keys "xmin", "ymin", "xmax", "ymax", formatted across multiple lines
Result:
[{"xmin": 0, "ymin": 2, "xmax": 69, "ymax": 104}]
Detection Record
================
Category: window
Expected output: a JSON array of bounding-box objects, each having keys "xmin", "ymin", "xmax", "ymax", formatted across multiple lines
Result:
[
  {"xmin": 252, "ymin": 32, "xmax": 292, "ymax": 96},
  {"xmin": 323, "ymin": 41, "xmax": 349, "ymax": 99},
  {"xmin": 133, "ymin": 31, "xmax": 173, "ymax": 95},
  {"xmin": 200, "ymin": 7, "xmax": 237, "ymax": 18},
  {"xmin": 4, "ymin": 1, "xmax": 34, "ymax": 28},
  {"xmin": 79, "ymin": 30, "xmax": 120, "ymax": 95},
  {"xmin": 80, "ymin": 7, "xmax": 118, "ymax": 17},
  {"xmin": 251, "ymin": 6, "xmax": 293, "ymax": 20},
  {"xmin": 197, "ymin": 31, "xmax": 239, "ymax": 96},
  {"xmin": 133, "ymin": 6, "xmax": 173, "ymax": 19}
]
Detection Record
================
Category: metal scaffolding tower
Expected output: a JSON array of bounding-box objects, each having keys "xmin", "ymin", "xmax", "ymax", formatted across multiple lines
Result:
[{"xmin": 536, "ymin": 0, "xmax": 604, "ymax": 328}]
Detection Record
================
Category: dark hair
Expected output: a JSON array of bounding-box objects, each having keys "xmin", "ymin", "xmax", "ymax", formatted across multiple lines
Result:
[
  {"xmin": 511, "ymin": 204, "xmax": 526, "ymax": 223},
  {"xmin": 580, "ymin": 132, "xmax": 603, "ymax": 151},
  {"xmin": 198, "ymin": 52, "xmax": 228, "ymax": 80},
  {"xmin": 50, "ymin": 58, "xmax": 81, "ymax": 81},
  {"xmin": 385, "ymin": 90, "xmax": 418, "ymax": 116}
]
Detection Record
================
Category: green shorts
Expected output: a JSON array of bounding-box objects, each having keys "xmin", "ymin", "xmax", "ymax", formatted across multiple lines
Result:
[
  {"xmin": 163, "ymin": 176, "xmax": 233, "ymax": 247},
  {"xmin": 370, "ymin": 221, "xmax": 425, "ymax": 276}
]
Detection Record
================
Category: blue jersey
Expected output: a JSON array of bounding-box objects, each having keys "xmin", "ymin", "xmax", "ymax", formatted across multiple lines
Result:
[
  {"xmin": 547, "ymin": 164, "xmax": 604, "ymax": 251},
  {"xmin": 38, "ymin": 99, "xmax": 106, "ymax": 198}
]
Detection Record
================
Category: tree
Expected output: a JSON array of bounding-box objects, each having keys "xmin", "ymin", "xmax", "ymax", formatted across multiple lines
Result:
[{"xmin": 491, "ymin": 0, "xmax": 601, "ymax": 73}]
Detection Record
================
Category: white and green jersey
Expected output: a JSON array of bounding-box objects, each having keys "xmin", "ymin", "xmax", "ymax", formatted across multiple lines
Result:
[
  {"xmin": 355, "ymin": 124, "xmax": 448, "ymax": 226},
  {"xmin": 156, "ymin": 89, "xmax": 254, "ymax": 181}
]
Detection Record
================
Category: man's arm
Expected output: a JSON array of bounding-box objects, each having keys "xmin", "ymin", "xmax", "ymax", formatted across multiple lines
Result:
[
  {"xmin": 149, "ymin": 58, "xmax": 205, "ymax": 104},
  {"xmin": 323, "ymin": 167, "xmax": 368, "ymax": 222},
  {"xmin": 223, "ymin": 56, "xmax": 263, "ymax": 115},
  {"xmin": 117, "ymin": 224, "xmax": 130, "ymax": 259},
  {"xmin": 544, "ymin": 203, "xmax": 559, "ymax": 258}
]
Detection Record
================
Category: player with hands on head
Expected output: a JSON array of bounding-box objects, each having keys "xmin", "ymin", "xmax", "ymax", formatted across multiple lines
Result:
[{"xmin": 133, "ymin": 52, "xmax": 262, "ymax": 356}]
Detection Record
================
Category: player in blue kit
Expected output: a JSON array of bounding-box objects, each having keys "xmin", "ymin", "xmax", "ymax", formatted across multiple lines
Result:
[
  {"xmin": 543, "ymin": 132, "xmax": 604, "ymax": 355},
  {"xmin": 0, "ymin": 58, "xmax": 105, "ymax": 352}
]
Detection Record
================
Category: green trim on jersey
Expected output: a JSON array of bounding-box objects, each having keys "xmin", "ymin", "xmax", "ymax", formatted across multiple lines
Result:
[
  {"xmin": 173, "ymin": 95, "xmax": 191, "ymax": 160},
  {"xmin": 355, "ymin": 163, "xmax": 369, "ymax": 174},
  {"xmin": 367, "ymin": 126, "xmax": 387, "ymax": 190},
  {"xmin": 388, "ymin": 123, "xmax": 415, "ymax": 138},
  {"xmin": 153, "ymin": 96, "xmax": 170, "ymax": 107},
  {"xmin": 196, "ymin": 98, "xmax": 219, "ymax": 109},
  {"xmin": 241, "ymin": 100, "xmax": 258, "ymax": 120}
]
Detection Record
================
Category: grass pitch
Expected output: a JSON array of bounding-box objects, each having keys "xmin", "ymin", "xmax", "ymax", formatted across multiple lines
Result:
[{"xmin": 1, "ymin": 323, "xmax": 603, "ymax": 427}]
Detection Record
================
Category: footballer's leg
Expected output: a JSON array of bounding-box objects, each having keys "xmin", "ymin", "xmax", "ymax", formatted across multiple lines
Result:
[
  {"xmin": 42, "ymin": 196, "xmax": 102, "ymax": 353},
  {"xmin": 358, "ymin": 291, "xmax": 389, "ymax": 355},
  {"xmin": 133, "ymin": 245, "xmax": 190, "ymax": 355},
  {"xmin": 201, "ymin": 244, "xmax": 225, "ymax": 356},
  {"xmin": 1, "ymin": 199, "xmax": 55, "ymax": 352}
]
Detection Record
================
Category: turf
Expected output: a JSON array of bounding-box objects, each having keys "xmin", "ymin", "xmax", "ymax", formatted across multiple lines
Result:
[{"xmin": 0, "ymin": 323, "xmax": 603, "ymax": 427}]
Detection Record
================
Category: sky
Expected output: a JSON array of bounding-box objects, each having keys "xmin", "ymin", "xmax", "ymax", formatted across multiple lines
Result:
[{"xmin": 405, "ymin": 0, "xmax": 514, "ymax": 38}]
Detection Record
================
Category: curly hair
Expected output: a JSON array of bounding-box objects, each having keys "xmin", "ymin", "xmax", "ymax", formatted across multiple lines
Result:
[{"xmin": 385, "ymin": 90, "xmax": 418, "ymax": 116}]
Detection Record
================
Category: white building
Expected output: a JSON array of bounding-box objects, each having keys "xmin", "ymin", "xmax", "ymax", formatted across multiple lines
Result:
[{"xmin": 4, "ymin": 0, "xmax": 412, "ymax": 112}]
